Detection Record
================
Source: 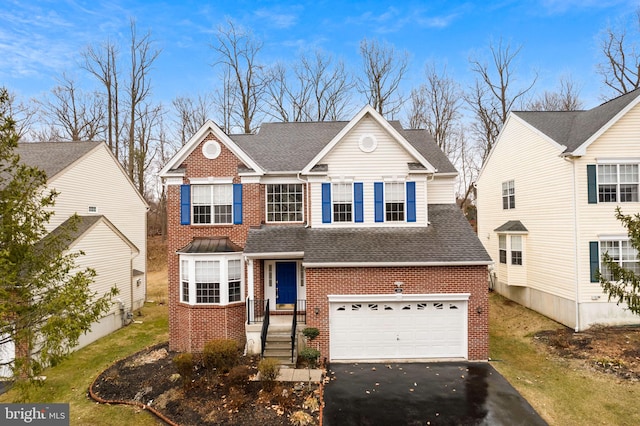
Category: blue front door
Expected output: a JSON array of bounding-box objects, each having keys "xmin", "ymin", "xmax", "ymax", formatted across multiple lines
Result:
[{"xmin": 276, "ymin": 262, "xmax": 297, "ymax": 307}]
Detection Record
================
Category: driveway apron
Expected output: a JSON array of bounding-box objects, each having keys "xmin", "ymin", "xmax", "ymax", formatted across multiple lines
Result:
[{"xmin": 323, "ymin": 362, "xmax": 547, "ymax": 426}]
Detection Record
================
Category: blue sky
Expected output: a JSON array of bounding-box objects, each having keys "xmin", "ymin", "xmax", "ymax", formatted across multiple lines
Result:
[{"xmin": 1, "ymin": 0, "xmax": 638, "ymax": 112}]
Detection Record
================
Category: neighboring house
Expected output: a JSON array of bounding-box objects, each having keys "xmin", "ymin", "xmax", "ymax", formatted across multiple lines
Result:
[
  {"xmin": 0, "ymin": 141, "xmax": 148, "ymax": 378},
  {"xmin": 477, "ymin": 89, "xmax": 640, "ymax": 331},
  {"xmin": 160, "ymin": 106, "xmax": 492, "ymax": 363}
]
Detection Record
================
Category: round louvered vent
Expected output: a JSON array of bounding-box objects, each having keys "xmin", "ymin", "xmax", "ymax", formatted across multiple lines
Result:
[
  {"xmin": 202, "ymin": 140, "xmax": 221, "ymax": 159},
  {"xmin": 359, "ymin": 134, "xmax": 377, "ymax": 153}
]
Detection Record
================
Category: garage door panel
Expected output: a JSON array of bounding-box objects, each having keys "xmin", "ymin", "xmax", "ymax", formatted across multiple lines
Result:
[{"xmin": 330, "ymin": 298, "xmax": 467, "ymax": 360}]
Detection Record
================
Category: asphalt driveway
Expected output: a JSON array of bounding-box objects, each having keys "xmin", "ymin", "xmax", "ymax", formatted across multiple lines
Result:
[{"xmin": 323, "ymin": 362, "xmax": 547, "ymax": 426}]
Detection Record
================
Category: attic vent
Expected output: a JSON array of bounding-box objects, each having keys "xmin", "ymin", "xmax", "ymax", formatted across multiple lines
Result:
[
  {"xmin": 359, "ymin": 134, "xmax": 377, "ymax": 153},
  {"xmin": 202, "ymin": 140, "xmax": 221, "ymax": 159}
]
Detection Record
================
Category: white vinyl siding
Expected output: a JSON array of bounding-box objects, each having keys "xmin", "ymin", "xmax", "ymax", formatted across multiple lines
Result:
[
  {"xmin": 309, "ymin": 116, "xmax": 436, "ymax": 227},
  {"xmin": 476, "ymin": 116, "xmax": 575, "ymax": 299},
  {"xmin": 427, "ymin": 176, "xmax": 455, "ymax": 204},
  {"xmin": 44, "ymin": 145, "xmax": 147, "ymax": 309}
]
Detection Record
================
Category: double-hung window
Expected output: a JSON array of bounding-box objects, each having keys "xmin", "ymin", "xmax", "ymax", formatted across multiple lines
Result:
[
  {"xmin": 599, "ymin": 239, "xmax": 640, "ymax": 281},
  {"xmin": 502, "ymin": 180, "xmax": 515, "ymax": 209},
  {"xmin": 511, "ymin": 236, "xmax": 523, "ymax": 265},
  {"xmin": 333, "ymin": 183, "xmax": 353, "ymax": 222},
  {"xmin": 180, "ymin": 255, "xmax": 244, "ymax": 305},
  {"xmin": 266, "ymin": 184, "xmax": 304, "ymax": 222},
  {"xmin": 192, "ymin": 185, "xmax": 233, "ymax": 224},
  {"xmin": 385, "ymin": 182, "xmax": 405, "ymax": 221},
  {"xmin": 498, "ymin": 235, "xmax": 507, "ymax": 264},
  {"xmin": 598, "ymin": 164, "xmax": 639, "ymax": 203}
]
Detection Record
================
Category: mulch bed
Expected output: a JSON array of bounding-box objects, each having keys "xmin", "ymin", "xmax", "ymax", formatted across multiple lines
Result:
[{"xmin": 90, "ymin": 342, "xmax": 321, "ymax": 425}]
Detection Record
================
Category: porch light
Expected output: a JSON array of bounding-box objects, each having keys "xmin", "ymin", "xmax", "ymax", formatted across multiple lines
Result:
[{"xmin": 394, "ymin": 281, "xmax": 403, "ymax": 293}]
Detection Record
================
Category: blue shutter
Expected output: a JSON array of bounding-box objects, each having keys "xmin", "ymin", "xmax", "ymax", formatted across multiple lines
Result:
[
  {"xmin": 180, "ymin": 184, "xmax": 191, "ymax": 225},
  {"xmin": 233, "ymin": 183, "xmax": 243, "ymax": 224},
  {"xmin": 354, "ymin": 182, "xmax": 364, "ymax": 223},
  {"xmin": 374, "ymin": 182, "xmax": 384, "ymax": 222},
  {"xmin": 322, "ymin": 183, "xmax": 331, "ymax": 223},
  {"xmin": 589, "ymin": 241, "xmax": 599, "ymax": 282},
  {"xmin": 406, "ymin": 181, "xmax": 416, "ymax": 222},
  {"xmin": 587, "ymin": 165, "xmax": 597, "ymax": 204}
]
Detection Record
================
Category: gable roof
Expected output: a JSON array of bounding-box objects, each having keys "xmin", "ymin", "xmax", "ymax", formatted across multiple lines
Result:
[
  {"xmin": 160, "ymin": 107, "xmax": 456, "ymax": 176},
  {"xmin": 513, "ymin": 88, "xmax": 640, "ymax": 155},
  {"xmin": 44, "ymin": 215, "xmax": 139, "ymax": 254},
  {"xmin": 15, "ymin": 141, "xmax": 101, "ymax": 180},
  {"xmin": 244, "ymin": 204, "xmax": 491, "ymax": 266}
]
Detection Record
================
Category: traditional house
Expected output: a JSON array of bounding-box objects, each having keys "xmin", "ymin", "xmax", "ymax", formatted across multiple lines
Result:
[
  {"xmin": 477, "ymin": 89, "xmax": 640, "ymax": 330},
  {"xmin": 160, "ymin": 106, "xmax": 491, "ymax": 363}
]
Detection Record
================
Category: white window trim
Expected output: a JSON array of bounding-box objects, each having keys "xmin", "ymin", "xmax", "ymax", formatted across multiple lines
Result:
[
  {"xmin": 502, "ymin": 180, "xmax": 515, "ymax": 209},
  {"xmin": 598, "ymin": 237, "xmax": 639, "ymax": 277},
  {"xmin": 496, "ymin": 232, "xmax": 525, "ymax": 266},
  {"xmin": 265, "ymin": 183, "xmax": 305, "ymax": 224},
  {"xmin": 179, "ymin": 254, "xmax": 244, "ymax": 306},
  {"xmin": 596, "ymin": 163, "xmax": 639, "ymax": 203},
  {"xmin": 192, "ymin": 184, "xmax": 234, "ymax": 225},
  {"xmin": 384, "ymin": 181, "xmax": 406, "ymax": 223},
  {"xmin": 332, "ymin": 182, "xmax": 354, "ymax": 223}
]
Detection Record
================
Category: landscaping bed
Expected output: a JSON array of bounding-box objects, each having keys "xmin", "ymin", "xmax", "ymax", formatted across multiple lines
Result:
[{"xmin": 90, "ymin": 342, "xmax": 321, "ymax": 426}]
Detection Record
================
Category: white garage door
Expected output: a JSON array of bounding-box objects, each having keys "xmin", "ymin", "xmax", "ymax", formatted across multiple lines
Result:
[{"xmin": 329, "ymin": 295, "xmax": 468, "ymax": 361}]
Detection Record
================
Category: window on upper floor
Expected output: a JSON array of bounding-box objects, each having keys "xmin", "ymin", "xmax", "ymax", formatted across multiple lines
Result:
[
  {"xmin": 266, "ymin": 184, "xmax": 304, "ymax": 223},
  {"xmin": 333, "ymin": 183, "xmax": 353, "ymax": 222},
  {"xmin": 192, "ymin": 184, "xmax": 233, "ymax": 224},
  {"xmin": 180, "ymin": 255, "xmax": 243, "ymax": 305},
  {"xmin": 598, "ymin": 239, "xmax": 640, "ymax": 281},
  {"xmin": 502, "ymin": 180, "xmax": 515, "ymax": 209},
  {"xmin": 598, "ymin": 164, "xmax": 639, "ymax": 203},
  {"xmin": 385, "ymin": 182, "xmax": 405, "ymax": 221}
]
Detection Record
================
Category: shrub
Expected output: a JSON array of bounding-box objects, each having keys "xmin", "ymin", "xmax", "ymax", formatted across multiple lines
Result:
[
  {"xmin": 258, "ymin": 357, "xmax": 281, "ymax": 391},
  {"xmin": 227, "ymin": 364, "xmax": 251, "ymax": 390},
  {"xmin": 302, "ymin": 327, "xmax": 320, "ymax": 341},
  {"xmin": 203, "ymin": 339, "xmax": 240, "ymax": 373},
  {"xmin": 299, "ymin": 347, "xmax": 321, "ymax": 368},
  {"xmin": 172, "ymin": 352, "xmax": 194, "ymax": 388},
  {"xmin": 290, "ymin": 410, "xmax": 314, "ymax": 426}
]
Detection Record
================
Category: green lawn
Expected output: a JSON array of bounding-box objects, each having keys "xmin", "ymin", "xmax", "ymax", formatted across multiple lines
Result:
[
  {"xmin": 489, "ymin": 292, "xmax": 640, "ymax": 426},
  {"xmin": 0, "ymin": 302, "xmax": 168, "ymax": 426}
]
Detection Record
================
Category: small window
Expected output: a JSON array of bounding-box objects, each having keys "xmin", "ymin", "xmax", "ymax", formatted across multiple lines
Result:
[
  {"xmin": 499, "ymin": 235, "xmax": 507, "ymax": 264},
  {"xmin": 336, "ymin": 305, "xmax": 346, "ymax": 311},
  {"xmin": 228, "ymin": 259, "xmax": 242, "ymax": 303},
  {"xmin": 351, "ymin": 304, "xmax": 362, "ymax": 311},
  {"xmin": 384, "ymin": 304, "xmax": 393, "ymax": 311},
  {"xmin": 402, "ymin": 304, "xmax": 411, "ymax": 310},
  {"xmin": 502, "ymin": 180, "xmax": 515, "ymax": 209},
  {"xmin": 368, "ymin": 304, "xmax": 378, "ymax": 311},
  {"xmin": 511, "ymin": 235, "xmax": 523, "ymax": 265},
  {"xmin": 417, "ymin": 303, "xmax": 427, "ymax": 310},
  {"xmin": 449, "ymin": 304, "xmax": 459, "ymax": 310},
  {"xmin": 434, "ymin": 302, "xmax": 443, "ymax": 309},
  {"xmin": 88, "ymin": 206, "xmax": 98, "ymax": 213},
  {"xmin": 180, "ymin": 260, "xmax": 189, "ymax": 303}
]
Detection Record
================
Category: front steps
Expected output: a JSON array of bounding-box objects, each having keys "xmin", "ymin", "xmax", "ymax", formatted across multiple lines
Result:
[{"xmin": 263, "ymin": 324, "xmax": 297, "ymax": 367}]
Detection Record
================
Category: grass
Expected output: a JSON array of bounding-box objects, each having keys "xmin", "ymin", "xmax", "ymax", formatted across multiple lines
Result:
[
  {"xmin": 0, "ymin": 237, "xmax": 169, "ymax": 425},
  {"xmin": 489, "ymin": 292, "xmax": 640, "ymax": 426}
]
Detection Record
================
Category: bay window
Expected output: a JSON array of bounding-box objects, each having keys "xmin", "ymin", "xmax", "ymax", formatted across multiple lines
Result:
[{"xmin": 179, "ymin": 254, "xmax": 243, "ymax": 305}]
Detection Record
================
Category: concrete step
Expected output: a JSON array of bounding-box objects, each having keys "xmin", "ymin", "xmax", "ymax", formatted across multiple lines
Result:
[{"xmin": 266, "ymin": 340, "xmax": 291, "ymax": 349}]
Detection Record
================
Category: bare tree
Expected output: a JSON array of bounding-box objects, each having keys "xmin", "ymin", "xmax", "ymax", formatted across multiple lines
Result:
[
  {"xmin": 596, "ymin": 10, "xmax": 640, "ymax": 96},
  {"xmin": 467, "ymin": 38, "xmax": 537, "ymax": 164},
  {"xmin": 37, "ymin": 73, "xmax": 105, "ymax": 141},
  {"xmin": 172, "ymin": 93, "xmax": 214, "ymax": 144},
  {"xmin": 357, "ymin": 38, "xmax": 409, "ymax": 118},
  {"xmin": 126, "ymin": 19, "xmax": 161, "ymax": 184},
  {"xmin": 133, "ymin": 102, "xmax": 162, "ymax": 197},
  {"xmin": 526, "ymin": 76, "xmax": 583, "ymax": 111},
  {"xmin": 212, "ymin": 19, "xmax": 267, "ymax": 133},
  {"xmin": 264, "ymin": 50, "xmax": 353, "ymax": 122},
  {"xmin": 406, "ymin": 63, "xmax": 462, "ymax": 156},
  {"xmin": 0, "ymin": 90, "xmax": 37, "ymax": 140},
  {"xmin": 212, "ymin": 68, "xmax": 235, "ymax": 134}
]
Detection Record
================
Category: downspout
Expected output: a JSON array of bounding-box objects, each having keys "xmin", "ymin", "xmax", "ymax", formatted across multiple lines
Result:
[
  {"xmin": 296, "ymin": 172, "xmax": 310, "ymax": 227},
  {"xmin": 564, "ymin": 155, "xmax": 581, "ymax": 332}
]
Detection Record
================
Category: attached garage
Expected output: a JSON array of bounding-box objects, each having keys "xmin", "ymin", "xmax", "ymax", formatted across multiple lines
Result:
[{"xmin": 328, "ymin": 294, "xmax": 469, "ymax": 361}]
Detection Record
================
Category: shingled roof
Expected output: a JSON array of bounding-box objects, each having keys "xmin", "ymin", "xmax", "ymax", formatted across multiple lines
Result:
[
  {"xmin": 244, "ymin": 204, "xmax": 491, "ymax": 265},
  {"xmin": 230, "ymin": 120, "xmax": 456, "ymax": 174},
  {"xmin": 513, "ymin": 88, "xmax": 640, "ymax": 154},
  {"xmin": 15, "ymin": 141, "xmax": 100, "ymax": 179}
]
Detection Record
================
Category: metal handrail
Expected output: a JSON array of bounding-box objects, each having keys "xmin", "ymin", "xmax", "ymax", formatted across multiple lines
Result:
[
  {"xmin": 291, "ymin": 301, "xmax": 297, "ymax": 363},
  {"xmin": 260, "ymin": 299, "xmax": 270, "ymax": 358}
]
